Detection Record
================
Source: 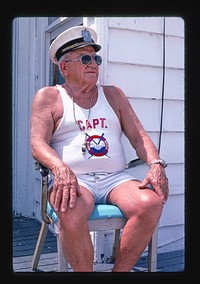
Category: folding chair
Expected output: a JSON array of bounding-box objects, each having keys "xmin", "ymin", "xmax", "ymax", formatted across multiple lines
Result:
[{"xmin": 32, "ymin": 160, "xmax": 158, "ymax": 272}]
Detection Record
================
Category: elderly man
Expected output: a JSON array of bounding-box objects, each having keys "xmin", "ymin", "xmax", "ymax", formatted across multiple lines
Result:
[{"xmin": 30, "ymin": 25, "xmax": 168, "ymax": 272}]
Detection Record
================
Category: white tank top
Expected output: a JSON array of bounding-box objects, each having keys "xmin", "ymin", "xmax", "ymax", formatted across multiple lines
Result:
[{"xmin": 50, "ymin": 84, "xmax": 126, "ymax": 174}]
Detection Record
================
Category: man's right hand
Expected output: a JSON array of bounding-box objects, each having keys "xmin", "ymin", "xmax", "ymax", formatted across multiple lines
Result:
[{"xmin": 50, "ymin": 165, "xmax": 82, "ymax": 212}]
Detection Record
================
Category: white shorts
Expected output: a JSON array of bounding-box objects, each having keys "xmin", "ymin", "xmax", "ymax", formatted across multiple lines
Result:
[{"xmin": 48, "ymin": 170, "xmax": 138, "ymax": 204}]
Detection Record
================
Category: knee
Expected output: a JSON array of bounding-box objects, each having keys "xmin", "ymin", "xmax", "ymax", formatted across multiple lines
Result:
[
  {"xmin": 142, "ymin": 191, "xmax": 163, "ymax": 212},
  {"xmin": 127, "ymin": 191, "xmax": 163, "ymax": 222},
  {"xmin": 58, "ymin": 205, "xmax": 93, "ymax": 234}
]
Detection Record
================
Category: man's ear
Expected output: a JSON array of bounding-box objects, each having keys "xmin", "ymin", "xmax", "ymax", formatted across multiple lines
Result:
[
  {"xmin": 60, "ymin": 61, "xmax": 68, "ymax": 75},
  {"xmin": 63, "ymin": 64, "xmax": 68, "ymax": 71}
]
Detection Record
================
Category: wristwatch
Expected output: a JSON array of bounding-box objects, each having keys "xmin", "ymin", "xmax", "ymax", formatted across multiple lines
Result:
[{"xmin": 149, "ymin": 159, "xmax": 167, "ymax": 168}]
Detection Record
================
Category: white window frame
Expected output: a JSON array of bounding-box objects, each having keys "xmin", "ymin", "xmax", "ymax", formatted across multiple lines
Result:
[{"xmin": 44, "ymin": 17, "xmax": 83, "ymax": 86}]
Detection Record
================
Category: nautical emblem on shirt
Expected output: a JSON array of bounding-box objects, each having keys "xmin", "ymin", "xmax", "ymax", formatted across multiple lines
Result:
[{"xmin": 86, "ymin": 133, "xmax": 110, "ymax": 158}]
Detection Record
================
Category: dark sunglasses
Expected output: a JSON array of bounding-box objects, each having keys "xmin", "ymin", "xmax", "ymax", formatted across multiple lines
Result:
[{"xmin": 64, "ymin": 54, "xmax": 102, "ymax": 66}]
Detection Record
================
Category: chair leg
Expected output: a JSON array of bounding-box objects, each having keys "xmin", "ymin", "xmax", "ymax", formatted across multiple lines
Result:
[
  {"xmin": 32, "ymin": 220, "xmax": 49, "ymax": 271},
  {"xmin": 111, "ymin": 227, "xmax": 158, "ymax": 272},
  {"xmin": 54, "ymin": 223, "xmax": 69, "ymax": 272},
  {"xmin": 111, "ymin": 229, "xmax": 120, "ymax": 261},
  {"xmin": 148, "ymin": 225, "xmax": 158, "ymax": 272},
  {"xmin": 57, "ymin": 234, "xmax": 69, "ymax": 271}
]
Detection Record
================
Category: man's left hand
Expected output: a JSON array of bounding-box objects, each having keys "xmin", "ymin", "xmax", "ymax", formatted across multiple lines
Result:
[{"xmin": 138, "ymin": 164, "xmax": 169, "ymax": 204}]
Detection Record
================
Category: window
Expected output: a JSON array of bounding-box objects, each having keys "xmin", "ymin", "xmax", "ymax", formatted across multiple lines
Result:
[
  {"xmin": 48, "ymin": 17, "xmax": 59, "ymax": 25},
  {"xmin": 47, "ymin": 17, "xmax": 83, "ymax": 85}
]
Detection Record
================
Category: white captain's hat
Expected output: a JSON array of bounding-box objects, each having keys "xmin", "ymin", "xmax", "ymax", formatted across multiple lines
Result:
[{"xmin": 49, "ymin": 25, "xmax": 101, "ymax": 65}]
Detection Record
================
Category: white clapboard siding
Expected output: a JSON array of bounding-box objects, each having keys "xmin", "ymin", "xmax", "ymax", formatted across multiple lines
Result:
[
  {"xmin": 122, "ymin": 131, "xmax": 184, "ymax": 165},
  {"xmin": 165, "ymin": 164, "xmax": 185, "ymax": 195},
  {"xmin": 108, "ymin": 17, "xmax": 184, "ymax": 37},
  {"xmin": 96, "ymin": 16, "xmax": 185, "ymax": 255},
  {"xmin": 108, "ymin": 28, "xmax": 184, "ymax": 69},
  {"xmin": 107, "ymin": 64, "xmax": 184, "ymax": 100},
  {"xmin": 127, "ymin": 99, "xmax": 184, "ymax": 132},
  {"xmin": 159, "ymin": 194, "xmax": 185, "ymax": 227}
]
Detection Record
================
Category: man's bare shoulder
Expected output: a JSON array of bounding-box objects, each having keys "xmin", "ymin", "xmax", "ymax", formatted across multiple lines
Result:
[
  {"xmin": 102, "ymin": 84, "xmax": 120, "ymax": 93},
  {"xmin": 101, "ymin": 84, "xmax": 126, "ymax": 104},
  {"xmin": 34, "ymin": 85, "xmax": 61, "ymax": 106},
  {"xmin": 35, "ymin": 85, "xmax": 59, "ymax": 98}
]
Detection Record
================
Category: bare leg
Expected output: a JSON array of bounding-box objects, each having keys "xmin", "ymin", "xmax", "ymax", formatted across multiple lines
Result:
[
  {"xmin": 50, "ymin": 186, "xmax": 95, "ymax": 272},
  {"xmin": 107, "ymin": 180, "xmax": 163, "ymax": 272}
]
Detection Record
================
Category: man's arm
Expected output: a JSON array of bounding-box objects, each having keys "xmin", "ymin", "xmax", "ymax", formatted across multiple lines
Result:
[
  {"xmin": 30, "ymin": 87, "xmax": 63, "ymax": 171},
  {"xmin": 30, "ymin": 87, "xmax": 82, "ymax": 212},
  {"xmin": 106, "ymin": 85, "xmax": 169, "ymax": 203}
]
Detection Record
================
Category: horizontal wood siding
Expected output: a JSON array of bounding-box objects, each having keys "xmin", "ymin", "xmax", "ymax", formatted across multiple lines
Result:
[
  {"xmin": 107, "ymin": 64, "xmax": 184, "ymax": 100},
  {"xmin": 98, "ymin": 16, "xmax": 185, "ymax": 253}
]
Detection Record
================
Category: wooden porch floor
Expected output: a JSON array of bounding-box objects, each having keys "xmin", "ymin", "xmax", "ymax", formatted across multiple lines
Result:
[{"xmin": 12, "ymin": 215, "xmax": 184, "ymax": 273}]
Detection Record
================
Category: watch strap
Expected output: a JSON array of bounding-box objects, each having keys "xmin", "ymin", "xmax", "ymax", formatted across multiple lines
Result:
[{"xmin": 149, "ymin": 159, "xmax": 167, "ymax": 168}]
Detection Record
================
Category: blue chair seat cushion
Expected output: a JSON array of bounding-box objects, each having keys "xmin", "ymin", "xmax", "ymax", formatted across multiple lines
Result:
[
  {"xmin": 47, "ymin": 203, "xmax": 125, "ymax": 223},
  {"xmin": 90, "ymin": 204, "xmax": 125, "ymax": 220}
]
